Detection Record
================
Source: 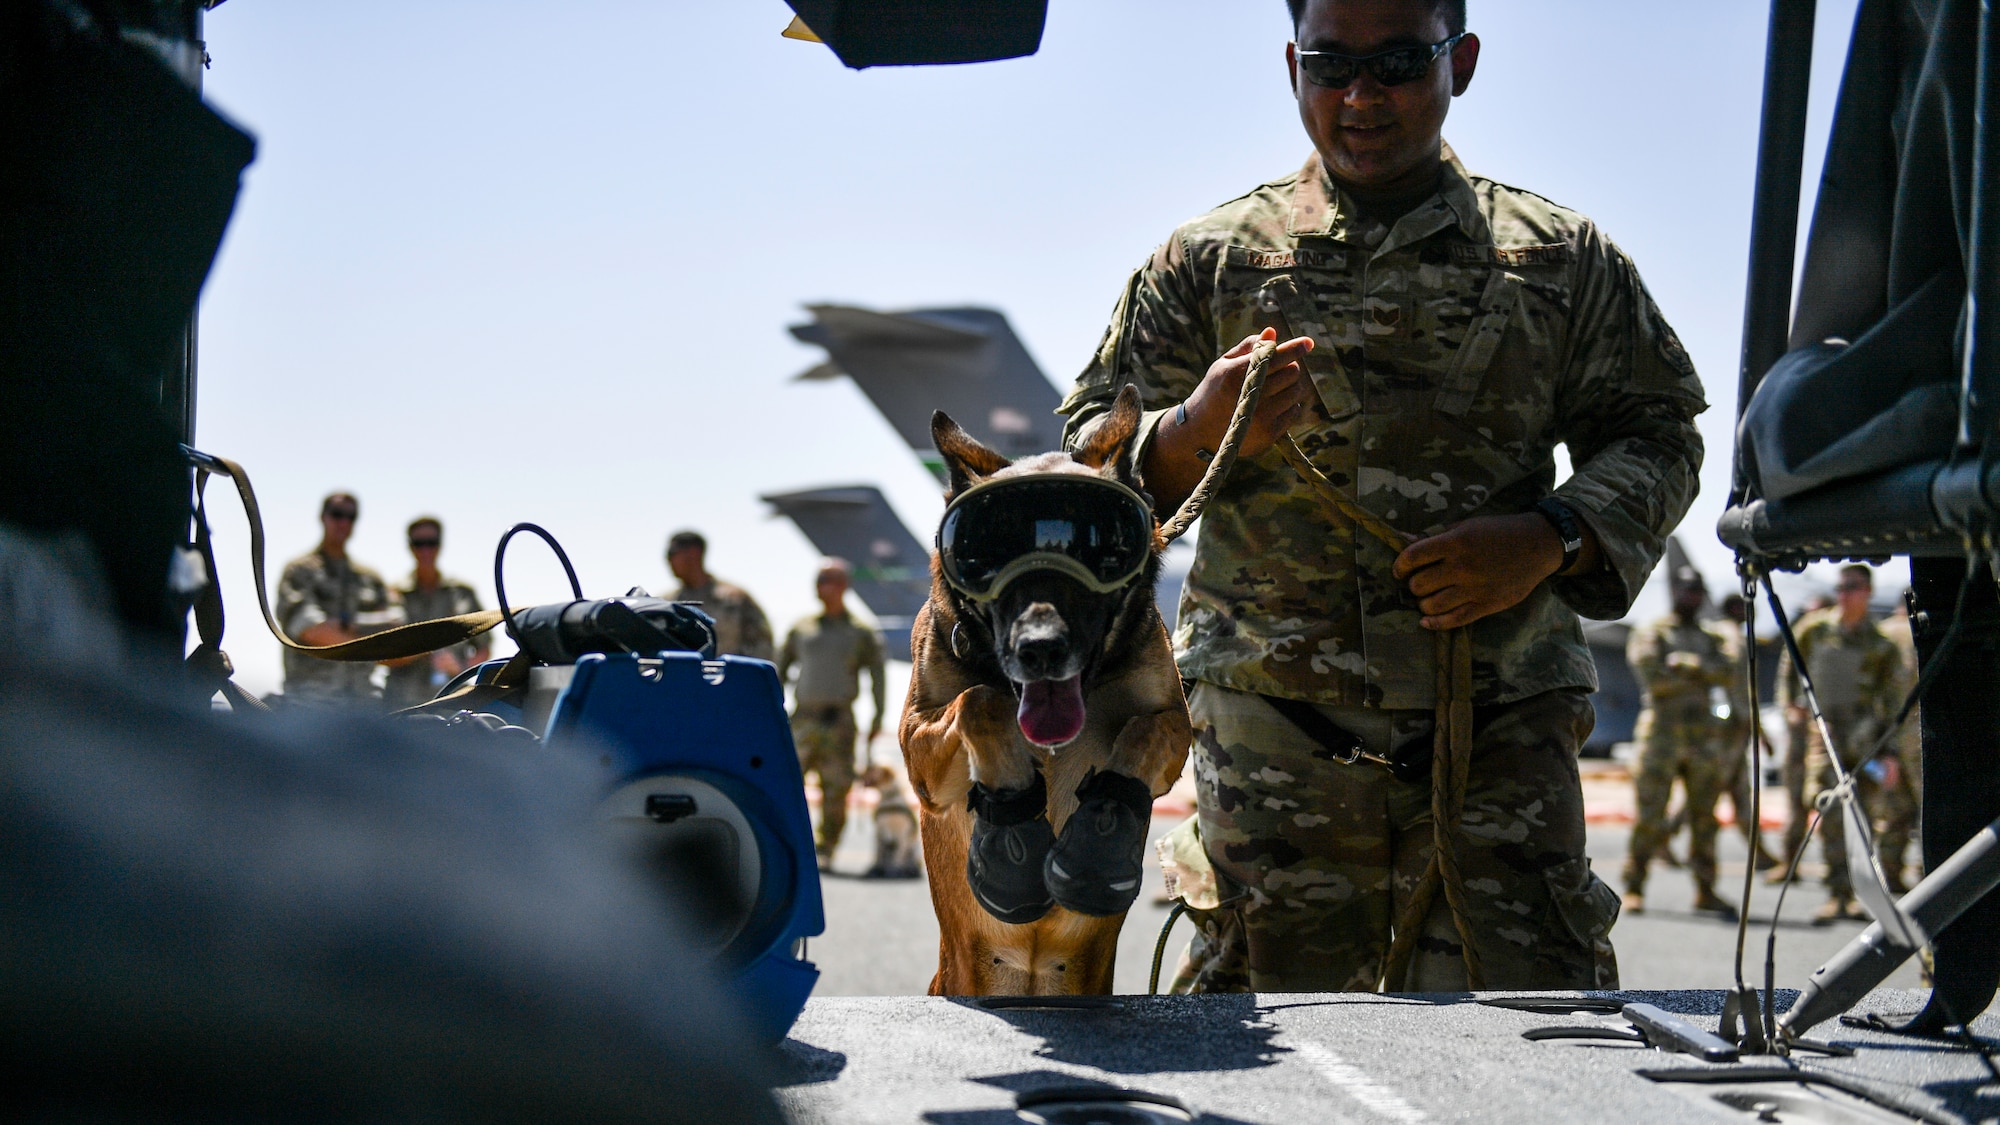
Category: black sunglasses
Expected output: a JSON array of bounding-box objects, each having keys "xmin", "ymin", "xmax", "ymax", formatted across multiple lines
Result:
[
  {"xmin": 325, "ymin": 508, "xmax": 357, "ymax": 521},
  {"xmin": 409, "ymin": 537, "xmax": 441, "ymax": 549},
  {"xmin": 1295, "ymin": 33, "xmax": 1467, "ymax": 89}
]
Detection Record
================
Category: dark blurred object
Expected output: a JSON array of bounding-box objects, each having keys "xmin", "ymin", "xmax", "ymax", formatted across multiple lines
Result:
[
  {"xmin": 1721, "ymin": 0, "xmax": 1998, "ymax": 559},
  {"xmin": 510, "ymin": 596, "xmax": 720, "ymax": 664},
  {"xmin": 0, "ymin": 637, "xmax": 782, "ymax": 1123},
  {"xmin": 783, "ymin": 0, "xmax": 1046, "ymax": 68},
  {"xmin": 1722, "ymin": 0, "xmax": 2000, "ymax": 1031},
  {"xmin": 0, "ymin": 0, "xmax": 253, "ymax": 642}
]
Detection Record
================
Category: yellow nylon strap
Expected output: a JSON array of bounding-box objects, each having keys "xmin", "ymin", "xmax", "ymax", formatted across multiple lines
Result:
[{"xmin": 193, "ymin": 451, "xmax": 506, "ymax": 663}]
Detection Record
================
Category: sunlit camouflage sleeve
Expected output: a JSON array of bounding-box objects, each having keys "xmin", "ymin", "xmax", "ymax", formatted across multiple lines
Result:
[{"xmin": 1059, "ymin": 146, "xmax": 1706, "ymax": 709}]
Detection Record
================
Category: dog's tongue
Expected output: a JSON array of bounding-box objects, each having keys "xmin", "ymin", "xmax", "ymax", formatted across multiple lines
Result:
[{"xmin": 1017, "ymin": 675, "xmax": 1086, "ymax": 747}]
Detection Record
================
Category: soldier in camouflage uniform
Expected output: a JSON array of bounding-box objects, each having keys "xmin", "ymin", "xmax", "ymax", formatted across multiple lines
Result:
[
  {"xmin": 1712, "ymin": 593, "xmax": 1782, "ymax": 871},
  {"xmin": 1780, "ymin": 565, "xmax": 1913, "ymax": 921},
  {"xmin": 777, "ymin": 559, "xmax": 887, "ymax": 867},
  {"xmin": 384, "ymin": 517, "xmax": 489, "ymax": 711},
  {"xmin": 1769, "ymin": 595, "xmax": 1834, "ymax": 884},
  {"xmin": 1622, "ymin": 568, "xmax": 1738, "ymax": 917},
  {"xmin": 665, "ymin": 530, "xmax": 773, "ymax": 662},
  {"xmin": 1876, "ymin": 599, "xmax": 1922, "ymax": 894},
  {"xmin": 275, "ymin": 492, "xmax": 406, "ymax": 705},
  {"xmin": 1059, "ymin": 0, "xmax": 1704, "ymax": 991}
]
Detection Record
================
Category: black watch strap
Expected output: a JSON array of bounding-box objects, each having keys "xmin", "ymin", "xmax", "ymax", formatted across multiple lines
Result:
[{"xmin": 1535, "ymin": 497, "xmax": 1584, "ymax": 575}]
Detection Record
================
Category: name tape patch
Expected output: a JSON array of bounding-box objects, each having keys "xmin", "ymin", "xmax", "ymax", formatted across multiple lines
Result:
[
  {"xmin": 1450, "ymin": 243, "xmax": 1573, "ymax": 267},
  {"xmin": 1225, "ymin": 245, "xmax": 1347, "ymax": 270}
]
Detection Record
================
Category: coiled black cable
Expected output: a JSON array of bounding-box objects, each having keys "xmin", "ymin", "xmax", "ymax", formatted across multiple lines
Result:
[{"xmin": 494, "ymin": 522, "xmax": 583, "ymax": 641}]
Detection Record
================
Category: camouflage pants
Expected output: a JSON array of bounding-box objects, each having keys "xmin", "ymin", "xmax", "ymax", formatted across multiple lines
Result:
[
  {"xmin": 1878, "ymin": 713, "xmax": 1922, "ymax": 887},
  {"xmin": 1779, "ymin": 714, "xmax": 1812, "ymax": 867},
  {"xmin": 1717, "ymin": 728, "xmax": 1765, "ymax": 847},
  {"xmin": 1175, "ymin": 683, "xmax": 1618, "ymax": 993},
  {"xmin": 793, "ymin": 703, "xmax": 857, "ymax": 859},
  {"xmin": 1806, "ymin": 714, "xmax": 1910, "ymax": 897},
  {"xmin": 1623, "ymin": 713, "xmax": 1726, "ymax": 894}
]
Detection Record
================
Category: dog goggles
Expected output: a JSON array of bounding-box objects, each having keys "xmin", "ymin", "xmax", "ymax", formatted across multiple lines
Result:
[
  {"xmin": 1295, "ymin": 33, "xmax": 1467, "ymax": 89},
  {"xmin": 937, "ymin": 474, "xmax": 1154, "ymax": 603}
]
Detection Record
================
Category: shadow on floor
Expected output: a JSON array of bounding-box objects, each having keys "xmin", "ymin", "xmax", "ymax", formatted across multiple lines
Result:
[{"xmin": 947, "ymin": 994, "xmax": 1284, "ymax": 1075}]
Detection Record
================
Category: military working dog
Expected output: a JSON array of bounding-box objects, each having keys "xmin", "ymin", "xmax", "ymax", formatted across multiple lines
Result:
[
  {"xmin": 857, "ymin": 762, "xmax": 923, "ymax": 880},
  {"xmin": 900, "ymin": 386, "xmax": 1192, "ymax": 995}
]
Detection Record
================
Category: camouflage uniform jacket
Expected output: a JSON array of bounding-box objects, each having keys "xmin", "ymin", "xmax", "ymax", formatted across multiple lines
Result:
[
  {"xmin": 275, "ymin": 548, "xmax": 405, "ymax": 701},
  {"xmin": 1778, "ymin": 607, "xmax": 1908, "ymax": 734},
  {"xmin": 778, "ymin": 611, "xmax": 887, "ymax": 718},
  {"xmin": 1058, "ymin": 146, "xmax": 1707, "ymax": 708},
  {"xmin": 1627, "ymin": 613, "xmax": 1735, "ymax": 728},
  {"xmin": 670, "ymin": 577, "xmax": 774, "ymax": 662},
  {"xmin": 383, "ymin": 574, "xmax": 485, "ymax": 709}
]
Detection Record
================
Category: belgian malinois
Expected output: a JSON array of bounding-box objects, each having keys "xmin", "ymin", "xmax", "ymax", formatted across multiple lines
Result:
[{"xmin": 900, "ymin": 385, "xmax": 1192, "ymax": 995}]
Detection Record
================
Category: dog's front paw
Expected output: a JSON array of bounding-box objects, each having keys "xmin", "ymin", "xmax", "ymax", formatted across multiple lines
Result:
[
  {"xmin": 960, "ymin": 684, "xmax": 1037, "ymax": 791},
  {"xmin": 966, "ymin": 771, "xmax": 1055, "ymax": 924},
  {"xmin": 1044, "ymin": 769, "xmax": 1153, "ymax": 918}
]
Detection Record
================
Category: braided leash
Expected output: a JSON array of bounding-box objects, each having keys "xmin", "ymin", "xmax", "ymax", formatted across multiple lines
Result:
[{"xmin": 1160, "ymin": 339, "xmax": 1485, "ymax": 990}]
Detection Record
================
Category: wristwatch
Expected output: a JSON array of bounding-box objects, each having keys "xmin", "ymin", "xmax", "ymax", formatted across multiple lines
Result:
[{"xmin": 1535, "ymin": 496, "xmax": 1585, "ymax": 575}]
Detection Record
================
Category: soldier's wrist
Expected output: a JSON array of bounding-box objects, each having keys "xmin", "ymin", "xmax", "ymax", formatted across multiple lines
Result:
[
  {"xmin": 1534, "ymin": 497, "xmax": 1586, "ymax": 575},
  {"xmin": 1166, "ymin": 400, "xmax": 1218, "ymax": 464}
]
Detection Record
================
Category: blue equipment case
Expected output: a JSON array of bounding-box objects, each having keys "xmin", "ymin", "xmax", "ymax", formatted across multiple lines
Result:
[{"xmin": 545, "ymin": 652, "xmax": 824, "ymax": 1042}]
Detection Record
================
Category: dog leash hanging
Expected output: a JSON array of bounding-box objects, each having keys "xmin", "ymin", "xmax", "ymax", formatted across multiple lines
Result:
[{"xmin": 1155, "ymin": 339, "xmax": 1486, "ymax": 990}]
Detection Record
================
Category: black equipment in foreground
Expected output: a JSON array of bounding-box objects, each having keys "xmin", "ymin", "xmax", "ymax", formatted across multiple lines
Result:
[
  {"xmin": 781, "ymin": 0, "xmax": 1047, "ymax": 69},
  {"xmin": 506, "ymin": 597, "xmax": 719, "ymax": 666},
  {"xmin": 1720, "ymin": 0, "xmax": 2000, "ymax": 1043},
  {"xmin": 1784, "ymin": 816, "xmax": 2000, "ymax": 1037}
]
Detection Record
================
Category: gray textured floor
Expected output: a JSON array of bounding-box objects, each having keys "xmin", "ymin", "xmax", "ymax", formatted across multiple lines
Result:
[
  {"xmin": 775, "ymin": 988, "xmax": 1999, "ymax": 1124},
  {"xmin": 807, "ymin": 813, "xmax": 1927, "ymax": 997}
]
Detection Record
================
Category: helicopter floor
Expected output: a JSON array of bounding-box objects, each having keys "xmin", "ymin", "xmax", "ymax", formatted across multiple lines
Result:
[{"xmin": 774, "ymin": 986, "xmax": 1995, "ymax": 1124}]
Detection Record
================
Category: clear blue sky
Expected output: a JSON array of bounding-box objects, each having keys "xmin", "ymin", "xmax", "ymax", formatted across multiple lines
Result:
[{"xmin": 193, "ymin": 0, "xmax": 1866, "ymax": 695}]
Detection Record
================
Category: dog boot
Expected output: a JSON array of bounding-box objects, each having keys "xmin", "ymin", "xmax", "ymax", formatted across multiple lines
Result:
[
  {"xmin": 1045, "ymin": 769, "xmax": 1153, "ymax": 917},
  {"xmin": 966, "ymin": 772, "xmax": 1055, "ymax": 924}
]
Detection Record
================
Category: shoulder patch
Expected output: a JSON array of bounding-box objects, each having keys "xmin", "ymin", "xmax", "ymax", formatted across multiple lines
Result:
[
  {"xmin": 1450, "ymin": 243, "xmax": 1573, "ymax": 267},
  {"xmin": 1651, "ymin": 302, "xmax": 1699, "ymax": 381}
]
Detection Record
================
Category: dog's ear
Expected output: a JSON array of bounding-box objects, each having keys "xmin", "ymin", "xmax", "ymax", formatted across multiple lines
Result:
[
  {"xmin": 932, "ymin": 410, "xmax": 1010, "ymax": 497},
  {"xmin": 1072, "ymin": 384, "xmax": 1144, "ymax": 479}
]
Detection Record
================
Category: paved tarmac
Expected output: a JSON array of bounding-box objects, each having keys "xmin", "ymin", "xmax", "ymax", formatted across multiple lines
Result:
[{"xmin": 806, "ymin": 761, "xmax": 1928, "ymax": 997}]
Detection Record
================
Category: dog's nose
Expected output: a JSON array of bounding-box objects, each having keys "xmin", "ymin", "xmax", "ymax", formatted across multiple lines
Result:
[
  {"xmin": 1014, "ymin": 634, "xmax": 1070, "ymax": 680},
  {"xmin": 1009, "ymin": 603, "xmax": 1072, "ymax": 680}
]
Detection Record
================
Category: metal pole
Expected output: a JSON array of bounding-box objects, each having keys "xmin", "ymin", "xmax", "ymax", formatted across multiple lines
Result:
[
  {"xmin": 1732, "ymin": 0, "xmax": 1819, "ymax": 505},
  {"xmin": 161, "ymin": 2, "xmax": 206, "ymax": 447},
  {"xmin": 1963, "ymin": 0, "xmax": 2000, "ymax": 447}
]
